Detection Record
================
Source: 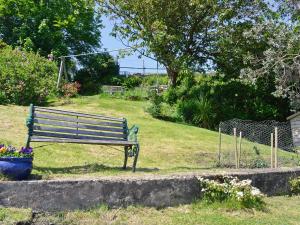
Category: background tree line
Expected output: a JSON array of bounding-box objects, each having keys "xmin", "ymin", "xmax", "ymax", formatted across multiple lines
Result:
[{"xmin": 0, "ymin": 0, "xmax": 299, "ymax": 129}]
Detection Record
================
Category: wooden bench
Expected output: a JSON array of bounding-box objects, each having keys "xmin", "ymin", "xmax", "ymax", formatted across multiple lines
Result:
[
  {"xmin": 102, "ymin": 85, "xmax": 125, "ymax": 95},
  {"xmin": 25, "ymin": 104, "xmax": 140, "ymax": 172}
]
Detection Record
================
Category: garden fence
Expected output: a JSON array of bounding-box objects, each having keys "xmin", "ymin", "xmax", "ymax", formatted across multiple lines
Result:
[{"xmin": 217, "ymin": 119, "xmax": 299, "ymax": 169}]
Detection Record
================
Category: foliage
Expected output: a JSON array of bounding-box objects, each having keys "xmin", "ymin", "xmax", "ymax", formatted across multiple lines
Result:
[
  {"xmin": 74, "ymin": 53, "xmax": 119, "ymax": 95},
  {"xmin": 121, "ymin": 76, "xmax": 143, "ymax": 89},
  {"xmin": 0, "ymin": 45, "xmax": 57, "ymax": 105},
  {"xmin": 200, "ymin": 176, "xmax": 266, "ymax": 210},
  {"xmin": 109, "ymin": 76, "xmax": 124, "ymax": 86},
  {"xmin": 248, "ymin": 146, "xmax": 268, "ymax": 168},
  {"xmin": 289, "ymin": 176, "xmax": 300, "ymax": 196},
  {"xmin": 102, "ymin": 0, "xmax": 268, "ymax": 86},
  {"xmin": 156, "ymin": 74, "xmax": 291, "ymax": 129},
  {"xmin": 98, "ymin": 75, "xmax": 168, "ymax": 89},
  {"xmin": 141, "ymin": 75, "xmax": 168, "ymax": 86},
  {"xmin": 241, "ymin": 21, "xmax": 300, "ymax": 110},
  {"xmin": 123, "ymin": 87, "xmax": 148, "ymax": 101},
  {"xmin": 103, "ymin": 87, "xmax": 149, "ymax": 101},
  {"xmin": 60, "ymin": 82, "xmax": 81, "ymax": 98},
  {"xmin": 177, "ymin": 98, "xmax": 215, "ymax": 129},
  {"xmin": 146, "ymin": 91, "xmax": 164, "ymax": 118},
  {"xmin": 0, "ymin": 144, "xmax": 33, "ymax": 158},
  {"xmin": 0, "ymin": 0, "xmax": 102, "ymax": 58}
]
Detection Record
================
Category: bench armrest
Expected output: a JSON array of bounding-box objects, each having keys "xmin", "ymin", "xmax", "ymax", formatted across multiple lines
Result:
[
  {"xmin": 127, "ymin": 125, "xmax": 139, "ymax": 142},
  {"xmin": 25, "ymin": 104, "xmax": 34, "ymax": 148}
]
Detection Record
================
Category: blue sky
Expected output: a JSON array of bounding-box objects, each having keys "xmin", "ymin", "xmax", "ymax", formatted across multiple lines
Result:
[{"xmin": 101, "ymin": 16, "xmax": 166, "ymax": 74}]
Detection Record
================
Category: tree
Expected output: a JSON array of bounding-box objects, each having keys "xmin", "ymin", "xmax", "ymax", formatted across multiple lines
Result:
[
  {"xmin": 74, "ymin": 53, "xmax": 120, "ymax": 94},
  {"xmin": 0, "ymin": 0, "xmax": 102, "ymax": 58},
  {"xmin": 241, "ymin": 2, "xmax": 300, "ymax": 111},
  {"xmin": 102, "ymin": 0, "xmax": 268, "ymax": 86}
]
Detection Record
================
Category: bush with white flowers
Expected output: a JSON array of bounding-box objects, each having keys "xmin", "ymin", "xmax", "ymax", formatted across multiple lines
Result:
[{"xmin": 199, "ymin": 176, "xmax": 265, "ymax": 209}]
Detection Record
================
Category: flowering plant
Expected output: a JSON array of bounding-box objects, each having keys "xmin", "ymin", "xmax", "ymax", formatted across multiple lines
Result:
[
  {"xmin": 199, "ymin": 176, "xmax": 265, "ymax": 210},
  {"xmin": 0, "ymin": 144, "xmax": 33, "ymax": 158},
  {"xmin": 289, "ymin": 176, "xmax": 300, "ymax": 196},
  {"xmin": 61, "ymin": 82, "xmax": 81, "ymax": 98}
]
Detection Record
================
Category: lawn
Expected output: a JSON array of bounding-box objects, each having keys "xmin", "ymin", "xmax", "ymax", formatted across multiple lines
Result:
[
  {"xmin": 0, "ymin": 95, "xmax": 298, "ymax": 179},
  {"xmin": 1, "ymin": 196, "xmax": 300, "ymax": 225}
]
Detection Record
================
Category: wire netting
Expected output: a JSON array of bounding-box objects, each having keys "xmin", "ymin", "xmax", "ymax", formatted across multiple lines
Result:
[{"xmin": 218, "ymin": 119, "xmax": 299, "ymax": 168}]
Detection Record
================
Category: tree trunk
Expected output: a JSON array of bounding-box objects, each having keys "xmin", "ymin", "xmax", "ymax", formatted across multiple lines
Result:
[{"xmin": 166, "ymin": 67, "xmax": 179, "ymax": 87}]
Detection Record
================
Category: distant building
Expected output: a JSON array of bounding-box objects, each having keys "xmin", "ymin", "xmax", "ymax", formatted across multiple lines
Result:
[{"xmin": 287, "ymin": 112, "xmax": 300, "ymax": 147}]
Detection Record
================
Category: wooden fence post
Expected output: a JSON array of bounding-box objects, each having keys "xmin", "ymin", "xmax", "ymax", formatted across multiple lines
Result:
[
  {"xmin": 218, "ymin": 127, "xmax": 221, "ymax": 166},
  {"xmin": 238, "ymin": 131, "xmax": 242, "ymax": 168},
  {"xmin": 274, "ymin": 127, "xmax": 278, "ymax": 168},
  {"xmin": 271, "ymin": 133, "xmax": 274, "ymax": 168},
  {"xmin": 234, "ymin": 128, "xmax": 238, "ymax": 169}
]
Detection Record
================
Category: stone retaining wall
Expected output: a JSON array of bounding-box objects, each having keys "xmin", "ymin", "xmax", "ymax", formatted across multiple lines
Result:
[{"xmin": 0, "ymin": 168, "xmax": 299, "ymax": 212}]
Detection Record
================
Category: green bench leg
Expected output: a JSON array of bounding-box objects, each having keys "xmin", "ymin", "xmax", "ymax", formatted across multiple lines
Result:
[
  {"xmin": 132, "ymin": 144, "xmax": 140, "ymax": 172},
  {"xmin": 123, "ymin": 146, "xmax": 128, "ymax": 169}
]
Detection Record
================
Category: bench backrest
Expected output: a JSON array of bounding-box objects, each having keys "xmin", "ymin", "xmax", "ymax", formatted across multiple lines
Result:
[
  {"xmin": 27, "ymin": 105, "xmax": 128, "ymax": 143},
  {"xmin": 102, "ymin": 85, "xmax": 124, "ymax": 95}
]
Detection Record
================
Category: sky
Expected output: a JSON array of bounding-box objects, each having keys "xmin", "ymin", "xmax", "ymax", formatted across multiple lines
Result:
[{"xmin": 101, "ymin": 15, "xmax": 166, "ymax": 74}]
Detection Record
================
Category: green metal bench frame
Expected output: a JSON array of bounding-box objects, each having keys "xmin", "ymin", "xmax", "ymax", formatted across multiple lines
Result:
[{"xmin": 25, "ymin": 104, "xmax": 140, "ymax": 172}]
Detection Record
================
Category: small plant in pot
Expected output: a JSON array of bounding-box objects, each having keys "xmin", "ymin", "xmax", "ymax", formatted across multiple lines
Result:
[{"xmin": 0, "ymin": 144, "xmax": 33, "ymax": 180}]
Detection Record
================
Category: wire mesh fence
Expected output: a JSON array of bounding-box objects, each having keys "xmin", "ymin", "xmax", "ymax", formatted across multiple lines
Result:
[{"xmin": 218, "ymin": 119, "xmax": 299, "ymax": 169}]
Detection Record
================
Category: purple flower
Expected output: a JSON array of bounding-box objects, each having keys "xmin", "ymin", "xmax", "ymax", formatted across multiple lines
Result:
[
  {"xmin": 0, "ymin": 144, "xmax": 4, "ymax": 149},
  {"xmin": 19, "ymin": 147, "xmax": 33, "ymax": 154}
]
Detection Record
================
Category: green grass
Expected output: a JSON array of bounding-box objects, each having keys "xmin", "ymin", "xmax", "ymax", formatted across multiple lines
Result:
[
  {"xmin": 0, "ymin": 207, "xmax": 32, "ymax": 225},
  {"xmin": 1, "ymin": 196, "xmax": 300, "ymax": 225},
  {"xmin": 0, "ymin": 95, "xmax": 298, "ymax": 179}
]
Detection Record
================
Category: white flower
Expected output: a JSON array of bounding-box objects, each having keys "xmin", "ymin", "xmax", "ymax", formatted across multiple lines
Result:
[
  {"xmin": 236, "ymin": 191, "xmax": 244, "ymax": 197},
  {"xmin": 236, "ymin": 191, "xmax": 244, "ymax": 200},
  {"xmin": 251, "ymin": 188, "xmax": 261, "ymax": 196}
]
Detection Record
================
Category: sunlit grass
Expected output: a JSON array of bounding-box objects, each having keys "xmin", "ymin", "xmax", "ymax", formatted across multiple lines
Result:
[
  {"xmin": 0, "ymin": 95, "xmax": 298, "ymax": 179},
  {"xmin": 1, "ymin": 196, "xmax": 300, "ymax": 225}
]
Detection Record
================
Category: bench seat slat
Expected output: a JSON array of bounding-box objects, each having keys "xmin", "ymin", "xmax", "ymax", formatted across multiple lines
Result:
[
  {"xmin": 30, "ymin": 137, "xmax": 136, "ymax": 146},
  {"xmin": 32, "ymin": 131, "xmax": 125, "ymax": 141},
  {"xmin": 34, "ymin": 119, "xmax": 125, "ymax": 133},
  {"xmin": 34, "ymin": 113, "xmax": 124, "ymax": 128},
  {"xmin": 33, "ymin": 126, "xmax": 127, "ymax": 139},
  {"xmin": 35, "ymin": 107, "xmax": 124, "ymax": 122}
]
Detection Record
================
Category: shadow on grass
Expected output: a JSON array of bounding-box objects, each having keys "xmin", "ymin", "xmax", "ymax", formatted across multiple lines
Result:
[
  {"xmin": 33, "ymin": 163, "xmax": 159, "ymax": 175},
  {"xmin": 169, "ymin": 166, "xmax": 215, "ymax": 171}
]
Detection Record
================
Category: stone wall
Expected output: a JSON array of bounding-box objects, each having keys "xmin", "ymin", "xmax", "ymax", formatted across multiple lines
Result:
[{"xmin": 0, "ymin": 168, "xmax": 299, "ymax": 212}]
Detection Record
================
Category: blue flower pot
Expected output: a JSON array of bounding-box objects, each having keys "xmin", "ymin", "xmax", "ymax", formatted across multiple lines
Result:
[{"xmin": 0, "ymin": 157, "xmax": 33, "ymax": 180}]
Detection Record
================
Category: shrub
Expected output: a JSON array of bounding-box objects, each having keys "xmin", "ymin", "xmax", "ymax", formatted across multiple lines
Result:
[
  {"xmin": 249, "ymin": 146, "xmax": 269, "ymax": 168},
  {"xmin": 146, "ymin": 91, "xmax": 164, "ymax": 118},
  {"xmin": 121, "ymin": 76, "xmax": 143, "ymax": 89},
  {"xmin": 163, "ymin": 87, "xmax": 178, "ymax": 105},
  {"xmin": 60, "ymin": 82, "xmax": 81, "ymax": 98},
  {"xmin": 177, "ymin": 98, "xmax": 216, "ymax": 129},
  {"xmin": 123, "ymin": 87, "xmax": 148, "ymax": 101},
  {"xmin": 289, "ymin": 176, "xmax": 300, "ymax": 195},
  {"xmin": 147, "ymin": 73, "xmax": 291, "ymax": 130},
  {"xmin": 0, "ymin": 45, "xmax": 57, "ymax": 105},
  {"xmin": 200, "ymin": 176, "xmax": 266, "ymax": 210},
  {"xmin": 109, "ymin": 76, "xmax": 124, "ymax": 86},
  {"xmin": 141, "ymin": 75, "xmax": 169, "ymax": 86}
]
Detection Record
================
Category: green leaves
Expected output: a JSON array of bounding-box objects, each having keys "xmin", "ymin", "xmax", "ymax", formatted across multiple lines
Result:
[
  {"xmin": 0, "ymin": 0, "xmax": 102, "ymax": 58},
  {"xmin": 102, "ymin": 0, "xmax": 268, "ymax": 85},
  {"xmin": 0, "ymin": 45, "xmax": 57, "ymax": 105}
]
